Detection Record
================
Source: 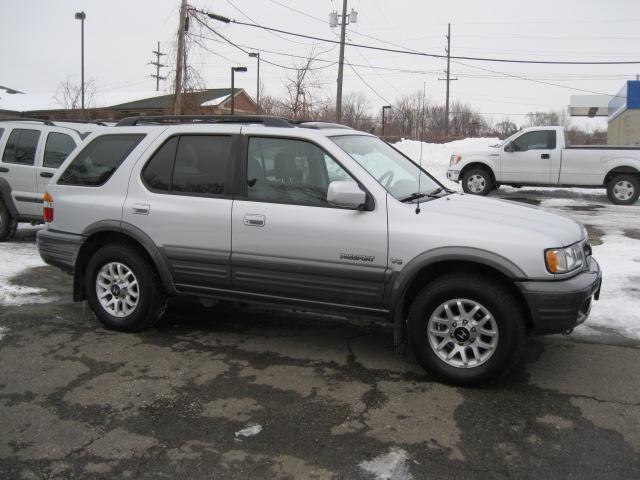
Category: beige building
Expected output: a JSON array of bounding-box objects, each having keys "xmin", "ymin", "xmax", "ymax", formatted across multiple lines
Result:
[{"xmin": 607, "ymin": 109, "xmax": 640, "ymax": 146}]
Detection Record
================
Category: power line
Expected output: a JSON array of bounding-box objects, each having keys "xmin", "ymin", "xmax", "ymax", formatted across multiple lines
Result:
[
  {"xmin": 345, "ymin": 60, "xmax": 392, "ymax": 105},
  {"xmin": 197, "ymin": 9, "xmax": 640, "ymax": 65}
]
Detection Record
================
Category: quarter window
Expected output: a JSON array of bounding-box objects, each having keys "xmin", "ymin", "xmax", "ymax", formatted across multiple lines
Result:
[
  {"xmin": 141, "ymin": 136, "xmax": 178, "ymax": 192},
  {"xmin": 2, "ymin": 128, "xmax": 41, "ymax": 166},
  {"xmin": 58, "ymin": 134, "xmax": 145, "ymax": 186},
  {"xmin": 511, "ymin": 130, "xmax": 556, "ymax": 151},
  {"xmin": 247, "ymin": 137, "xmax": 356, "ymax": 206},
  {"xmin": 43, "ymin": 132, "xmax": 77, "ymax": 168}
]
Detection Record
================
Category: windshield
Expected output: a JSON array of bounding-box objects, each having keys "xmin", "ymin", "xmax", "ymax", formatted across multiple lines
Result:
[{"xmin": 331, "ymin": 135, "xmax": 440, "ymax": 200}]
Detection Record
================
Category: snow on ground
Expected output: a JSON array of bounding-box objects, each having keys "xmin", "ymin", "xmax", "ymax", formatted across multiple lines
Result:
[
  {"xmin": 359, "ymin": 448, "xmax": 413, "ymax": 480},
  {"xmin": 0, "ymin": 225, "xmax": 52, "ymax": 306},
  {"xmin": 234, "ymin": 424, "xmax": 262, "ymax": 439},
  {"xmin": 0, "ymin": 326, "xmax": 8, "ymax": 341}
]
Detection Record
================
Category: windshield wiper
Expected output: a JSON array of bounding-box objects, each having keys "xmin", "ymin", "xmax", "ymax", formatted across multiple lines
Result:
[{"xmin": 400, "ymin": 187, "xmax": 453, "ymax": 203}]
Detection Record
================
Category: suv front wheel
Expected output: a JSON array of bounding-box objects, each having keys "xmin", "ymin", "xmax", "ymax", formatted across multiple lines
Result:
[
  {"xmin": 407, "ymin": 273, "xmax": 525, "ymax": 386},
  {"xmin": 85, "ymin": 244, "xmax": 167, "ymax": 332}
]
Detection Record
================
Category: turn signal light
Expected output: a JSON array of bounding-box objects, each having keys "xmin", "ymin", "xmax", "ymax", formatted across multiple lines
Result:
[
  {"xmin": 545, "ymin": 250, "xmax": 558, "ymax": 273},
  {"xmin": 43, "ymin": 191, "xmax": 54, "ymax": 223}
]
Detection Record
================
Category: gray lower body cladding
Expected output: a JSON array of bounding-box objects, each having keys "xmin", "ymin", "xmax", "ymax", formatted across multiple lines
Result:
[
  {"xmin": 37, "ymin": 229, "xmax": 84, "ymax": 273},
  {"xmin": 516, "ymin": 257, "xmax": 602, "ymax": 334}
]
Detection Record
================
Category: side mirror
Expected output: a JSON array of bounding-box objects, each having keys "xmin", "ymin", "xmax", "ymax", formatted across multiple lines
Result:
[
  {"xmin": 327, "ymin": 181, "xmax": 366, "ymax": 209},
  {"xmin": 504, "ymin": 143, "xmax": 515, "ymax": 153}
]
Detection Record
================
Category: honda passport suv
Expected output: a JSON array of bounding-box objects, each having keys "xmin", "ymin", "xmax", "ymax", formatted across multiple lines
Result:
[{"xmin": 37, "ymin": 115, "xmax": 602, "ymax": 386}]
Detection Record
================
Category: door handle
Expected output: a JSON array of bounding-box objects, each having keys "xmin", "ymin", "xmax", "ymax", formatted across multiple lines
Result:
[
  {"xmin": 131, "ymin": 203, "xmax": 150, "ymax": 215},
  {"xmin": 0, "ymin": 167, "xmax": 8, "ymax": 173},
  {"xmin": 243, "ymin": 214, "xmax": 265, "ymax": 227},
  {"xmin": 541, "ymin": 153, "xmax": 550, "ymax": 159},
  {"xmin": 40, "ymin": 172, "xmax": 54, "ymax": 178}
]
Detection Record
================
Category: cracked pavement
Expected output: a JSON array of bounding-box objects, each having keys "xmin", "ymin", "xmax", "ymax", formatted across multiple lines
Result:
[{"xmin": 1, "ymin": 204, "xmax": 640, "ymax": 479}]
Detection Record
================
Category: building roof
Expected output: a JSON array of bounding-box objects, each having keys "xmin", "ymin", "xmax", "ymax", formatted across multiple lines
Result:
[{"xmin": 109, "ymin": 88, "xmax": 244, "ymax": 110}]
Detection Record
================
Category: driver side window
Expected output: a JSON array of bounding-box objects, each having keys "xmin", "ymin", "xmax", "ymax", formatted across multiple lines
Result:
[
  {"xmin": 247, "ymin": 137, "xmax": 356, "ymax": 207},
  {"xmin": 511, "ymin": 130, "xmax": 556, "ymax": 151}
]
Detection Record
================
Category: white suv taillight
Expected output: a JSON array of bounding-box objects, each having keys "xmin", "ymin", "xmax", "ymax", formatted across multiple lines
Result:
[{"xmin": 43, "ymin": 191, "xmax": 54, "ymax": 223}]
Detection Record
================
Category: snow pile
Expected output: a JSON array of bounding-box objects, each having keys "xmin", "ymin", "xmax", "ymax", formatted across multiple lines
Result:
[
  {"xmin": 393, "ymin": 137, "xmax": 500, "ymax": 188},
  {"xmin": 588, "ymin": 235, "xmax": 640, "ymax": 339},
  {"xmin": 0, "ymin": 233, "xmax": 51, "ymax": 306},
  {"xmin": 359, "ymin": 448, "xmax": 413, "ymax": 480},
  {"xmin": 234, "ymin": 424, "xmax": 262, "ymax": 439}
]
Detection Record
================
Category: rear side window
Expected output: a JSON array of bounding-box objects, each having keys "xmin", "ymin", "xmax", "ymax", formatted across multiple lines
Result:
[
  {"xmin": 2, "ymin": 128, "xmax": 41, "ymax": 166},
  {"xmin": 43, "ymin": 132, "xmax": 77, "ymax": 168},
  {"xmin": 141, "ymin": 135, "xmax": 232, "ymax": 196},
  {"xmin": 58, "ymin": 134, "xmax": 145, "ymax": 186}
]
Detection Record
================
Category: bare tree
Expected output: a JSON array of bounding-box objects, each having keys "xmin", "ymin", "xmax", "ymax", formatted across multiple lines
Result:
[
  {"xmin": 494, "ymin": 119, "xmax": 518, "ymax": 138},
  {"xmin": 283, "ymin": 48, "xmax": 322, "ymax": 119},
  {"xmin": 52, "ymin": 77, "xmax": 96, "ymax": 109},
  {"xmin": 523, "ymin": 109, "xmax": 571, "ymax": 128},
  {"xmin": 341, "ymin": 92, "xmax": 374, "ymax": 131}
]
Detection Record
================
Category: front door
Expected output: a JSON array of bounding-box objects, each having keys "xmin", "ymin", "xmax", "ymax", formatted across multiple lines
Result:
[
  {"xmin": 500, "ymin": 129, "xmax": 558, "ymax": 184},
  {"xmin": 231, "ymin": 135, "xmax": 388, "ymax": 311},
  {"xmin": 123, "ymin": 127, "xmax": 240, "ymax": 293}
]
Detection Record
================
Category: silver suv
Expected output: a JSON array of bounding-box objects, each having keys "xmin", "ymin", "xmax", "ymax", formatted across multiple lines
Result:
[{"xmin": 37, "ymin": 115, "xmax": 602, "ymax": 386}]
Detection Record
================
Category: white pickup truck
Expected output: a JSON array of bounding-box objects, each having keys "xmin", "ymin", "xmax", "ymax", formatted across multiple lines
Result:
[{"xmin": 446, "ymin": 126, "xmax": 640, "ymax": 205}]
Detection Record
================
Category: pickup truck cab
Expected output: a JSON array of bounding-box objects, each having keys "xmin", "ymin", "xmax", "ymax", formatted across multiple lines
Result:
[
  {"xmin": 447, "ymin": 126, "xmax": 640, "ymax": 205},
  {"xmin": 37, "ymin": 116, "xmax": 602, "ymax": 386}
]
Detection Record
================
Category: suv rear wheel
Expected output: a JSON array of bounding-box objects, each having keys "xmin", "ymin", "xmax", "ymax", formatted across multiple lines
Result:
[
  {"xmin": 461, "ymin": 167, "xmax": 493, "ymax": 196},
  {"xmin": 407, "ymin": 273, "xmax": 525, "ymax": 386},
  {"xmin": 0, "ymin": 200, "xmax": 17, "ymax": 242},
  {"xmin": 606, "ymin": 173, "xmax": 639, "ymax": 205},
  {"xmin": 85, "ymin": 244, "xmax": 167, "ymax": 332}
]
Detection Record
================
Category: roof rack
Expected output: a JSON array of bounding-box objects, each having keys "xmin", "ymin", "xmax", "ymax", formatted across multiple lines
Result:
[
  {"xmin": 51, "ymin": 119, "xmax": 109, "ymax": 126},
  {"xmin": 115, "ymin": 115, "xmax": 293, "ymax": 128},
  {"xmin": 0, "ymin": 117, "xmax": 55, "ymax": 126},
  {"xmin": 293, "ymin": 121, "xmax": 352, "ymax": 130}
]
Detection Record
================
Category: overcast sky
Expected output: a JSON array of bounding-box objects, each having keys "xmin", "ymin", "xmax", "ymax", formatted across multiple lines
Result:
[{"xmin": 2, "ymin": 0, "xmax": 640, "ymax": 128}]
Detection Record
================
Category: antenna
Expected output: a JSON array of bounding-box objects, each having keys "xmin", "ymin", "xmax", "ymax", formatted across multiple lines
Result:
[{"xmin": 416, "ymin": 81, "xmax": 426, "ymax": 214}]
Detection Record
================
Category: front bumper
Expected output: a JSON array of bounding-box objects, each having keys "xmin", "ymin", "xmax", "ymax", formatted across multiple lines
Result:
[
  {"xmin": 37, "ymin": 228, "xmax": 84, "ymax": 274},
  {"xmin": 446, "ymin": 169, "xmax": 460, "ymax": 182},
  {"xmin": 516, "ymin": 257, "xmax": 602, "ymax": 334}
]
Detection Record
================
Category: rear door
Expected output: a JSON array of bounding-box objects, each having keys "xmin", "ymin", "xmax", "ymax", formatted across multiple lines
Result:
[
  {"xmin": 123, "ymin": 126, "xmax": 240, "ymax": 293},
  {"xmin": 500, "ymin": 130, "xmax": 559, "ymax": 184},
  {"xmin": 230, "ymin": 133, "xmax": 388, "ymax": 311},
  {"xmin": 0, "ymin": 127, "xmax": 42, "ymax": 216},
  {"xmin": 37, "ymin": 129, "xmax": 79, "ymax": 197}
]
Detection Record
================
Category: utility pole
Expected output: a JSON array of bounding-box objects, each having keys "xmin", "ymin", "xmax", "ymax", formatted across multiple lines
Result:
[
  {"xmin": 173, "ymin": 0, "xmax": 188, "ymax": 115},
  {"xmin": 149, "ymin": 41, "xmax": 166, "ymax": 91},
  {"xmin": 330, "ymin": 1, "xmax": 357, "ymax": 124},
  {"xmin": 438, "ymin": 23, "xmax": 458, "ymax": 137}
]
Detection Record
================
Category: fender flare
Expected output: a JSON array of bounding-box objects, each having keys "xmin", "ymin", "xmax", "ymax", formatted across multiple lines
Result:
[
  {"xmin": 459, "ymin": 160, "xmax": 498, "ymax": 182},
  {"xmin": 74, "ymin": 220, "xmax": 176, "ymax": 298},
  {"xmin": 0, "ymin": 177, "xmax": 18, "ymax": 217},
  {"xmin": 389, "ymin": 246, "xmax": 527, "ymax": 348}
]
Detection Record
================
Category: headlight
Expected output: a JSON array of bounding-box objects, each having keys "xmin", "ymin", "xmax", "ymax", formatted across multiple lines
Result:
[
  {"xmin": 545, "ymin": 243, "xmax": 584, "ymax": 273},
  {"xmin": 449, "ymin": 154, "xmax": 462, "ymax": 166}
]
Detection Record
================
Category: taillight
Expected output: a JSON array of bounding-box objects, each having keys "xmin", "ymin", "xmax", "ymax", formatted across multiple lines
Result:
[{"xmin": 43, "ymin": 191, "xmax": 54, "ymax": 223}]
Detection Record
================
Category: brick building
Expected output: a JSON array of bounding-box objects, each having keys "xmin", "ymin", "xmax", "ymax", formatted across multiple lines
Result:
[{"xmin": 0, "ymin": 88, "xmax": 256, "ymax": 121}]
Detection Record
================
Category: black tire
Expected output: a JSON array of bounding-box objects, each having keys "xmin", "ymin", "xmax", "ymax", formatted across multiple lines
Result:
[
  {"xmin": 606, "ymin": 174, "xmax": 639, "ymax": 205},
  {"xmin": 84, "ymin": 243, "xmax": 167, "ymax": 332},
  {"xmin": 461, "ymin": 167, "xmax": 493, "ymax": 196},
  {"xmin": 0, "ymin": 200, "xmax": 17, "ymax": 242},
  {"xmin": 407, "ymin": 273, "xmax": 526, "ymax": 387}
]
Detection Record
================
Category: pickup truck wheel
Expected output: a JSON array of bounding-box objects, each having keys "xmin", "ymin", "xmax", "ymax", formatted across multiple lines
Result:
[
  {"xmin": 0, "ymin": 200, "xmax": 17, "ymax": 242},
  {"xmin": 606, "ymin": 174, "xmax": 639, "ymax": 205},
  {"xmin": 407, "ymin": 273, "xmax": 526, "ymax": 386},
  {"xmin": 461, "ymin": 168, "xmax": 493, "ymax": 196},
  {"xmin": 84, "ymin": 244, "xmax": 167, "ymax": 332}
]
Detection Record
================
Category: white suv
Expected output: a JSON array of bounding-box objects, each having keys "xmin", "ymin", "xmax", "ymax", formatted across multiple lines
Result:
[
  {"xmin": 37, "ymin": 115, "xmax": 602, "ymax": 386},
  {"xmin": 0, "ymin": 119, "xmax": 100, "ymax": 240}
]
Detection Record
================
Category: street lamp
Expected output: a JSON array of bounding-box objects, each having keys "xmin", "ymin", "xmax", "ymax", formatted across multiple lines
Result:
[
  {"xmin": 381, "ymin": 105, "xmax": 391, "ymax": 137},
  {"xmin": 248, "ymin": 53, "xmax": 260, "ymax": 114},
  {"xmin": 230, "ymin": 66, "xmax": 247, "ymax": 115},
  {"xmin": 74, "ymin": 11, "xmax": 86, "ymax": 111}
]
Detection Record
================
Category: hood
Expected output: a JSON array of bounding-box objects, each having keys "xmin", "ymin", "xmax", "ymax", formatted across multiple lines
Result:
[{"xmin": 421, "ymin": 193, "xmax": 584, "ymax": 247}]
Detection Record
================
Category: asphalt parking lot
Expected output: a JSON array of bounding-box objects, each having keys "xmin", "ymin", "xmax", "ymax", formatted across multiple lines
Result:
[{"xmin": 1, "ymin": 190, "xmax": 639, "ymax": 479}]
